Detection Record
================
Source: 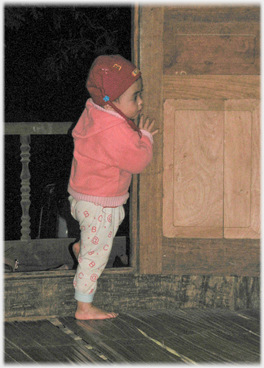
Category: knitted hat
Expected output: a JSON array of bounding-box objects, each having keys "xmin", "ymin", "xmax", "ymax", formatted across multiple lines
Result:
[
  {"xmin": 86, "ymin": 55, "xmax": 142, "ymax": 135},
  {"xmin": 87, "ymin": 54, "xmax": 141, "ymax": 106}
]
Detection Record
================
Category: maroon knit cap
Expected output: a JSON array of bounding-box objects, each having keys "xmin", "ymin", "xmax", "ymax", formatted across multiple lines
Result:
[{"xmin": 86, "ymin": 55, "xmax": 142, "ymax": 135}]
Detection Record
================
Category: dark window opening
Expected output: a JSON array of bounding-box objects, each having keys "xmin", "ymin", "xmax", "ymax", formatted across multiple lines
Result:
[{"xmin": 5, "ymin": 6, "xmax": 132, "ymax": 269}]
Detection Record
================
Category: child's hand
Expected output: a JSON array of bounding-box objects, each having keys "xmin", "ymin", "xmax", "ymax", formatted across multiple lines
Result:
[{"xmin": 139, "ymin": 115, "xmax": 159, "ymax": 136}]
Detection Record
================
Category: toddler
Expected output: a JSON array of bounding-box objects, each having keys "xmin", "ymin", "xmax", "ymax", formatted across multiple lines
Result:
[{"xmin": 68, "ymin": 54, "xmax": 158, "ymax": 320}]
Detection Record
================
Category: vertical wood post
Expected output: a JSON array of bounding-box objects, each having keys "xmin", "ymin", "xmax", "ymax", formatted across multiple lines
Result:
[
  {"xmin": 130, "ymin": 4, "xmax": 140, "ymax": 271},
  {"xmin": 131, "ymin": 4, "xmax": 140, "ymax": 66},
  {"xmin": 20, "ymin": 134, "xmax": 31, "ymax": 241},
  {"xmin": 139, "ymin": 7, "xmax": 164, "ymax": 274}
]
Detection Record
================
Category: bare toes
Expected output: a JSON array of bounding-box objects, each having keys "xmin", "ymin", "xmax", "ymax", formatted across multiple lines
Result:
[{"xmin": 107, "ymin": 312, "xmax": 119, "ymax": 318}]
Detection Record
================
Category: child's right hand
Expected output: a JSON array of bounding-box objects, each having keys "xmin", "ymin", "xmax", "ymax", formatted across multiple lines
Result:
[{"xmin": 139, "ymin": 115, "xmax": 159, "ymax": 136}]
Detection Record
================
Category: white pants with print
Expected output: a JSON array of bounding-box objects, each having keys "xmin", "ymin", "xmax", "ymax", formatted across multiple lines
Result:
[{"xmin": 69, "ymin": 196, "xmax": 125, "ymax": 303}]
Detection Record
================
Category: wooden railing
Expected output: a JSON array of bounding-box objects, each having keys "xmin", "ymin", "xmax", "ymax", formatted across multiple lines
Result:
[
  {"xmin": 5, "ymin": 122, "xmax": 73, "ymax": 242},
  {"xmin": 5, "ymin": 122, "xmax": 127, "ymax": 272},
  {"xmin": 5, "ymin": 122, "xmax": 78, "ymax": 271}
]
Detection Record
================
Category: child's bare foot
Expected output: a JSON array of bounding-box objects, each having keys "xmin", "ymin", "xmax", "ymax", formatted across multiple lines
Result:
[
  {"xmin": 72, "ymin": 242, "xmax": 80, "ymax": 259},
  {"xmin": 75, "ymin": 301, "xmax": 119, "ymax": 320}
]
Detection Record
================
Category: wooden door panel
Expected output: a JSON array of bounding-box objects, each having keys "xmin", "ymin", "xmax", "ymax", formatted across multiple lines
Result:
[
  {"xmin": 169, "ymin": 34, "xmax": 256, "ymax": 75},
  {"xmin": 163, "ymin": 98, "xmax": 260, "ymax": 239},
  {"xmin": 224, "ymin": 108, "xmax": 252, "ymax": 228},
  {"xmin": 163, "ymin": 99, "xmax": 224, "ymax": 238},
  {"xmin": 163, "ymin": 6, "xmax": 260, "ymax": 76},
  {"xmin": 224, "ymin": 100, "xmax": 260, "ymax": 238}
]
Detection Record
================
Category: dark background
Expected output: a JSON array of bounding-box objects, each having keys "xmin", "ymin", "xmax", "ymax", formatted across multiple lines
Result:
[{"xmin": 5, "ymin": 6, "xmax": 132, "ymax": 240}]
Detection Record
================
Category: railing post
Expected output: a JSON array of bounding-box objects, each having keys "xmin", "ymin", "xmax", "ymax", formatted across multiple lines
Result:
[{"xmin": 20, "ymin": 134, "xmax": 31, "ymax": 241}]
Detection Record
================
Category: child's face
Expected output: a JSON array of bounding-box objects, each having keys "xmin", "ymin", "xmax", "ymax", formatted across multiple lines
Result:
[{"xmin": 113, "ymin": 78, "xmax": 143, "ymax": 120}]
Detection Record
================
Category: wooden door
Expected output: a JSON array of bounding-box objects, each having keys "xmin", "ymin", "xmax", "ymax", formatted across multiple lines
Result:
[{"xmin": 135, "ymin": 5, "xmax": 260, "ymax": 275}]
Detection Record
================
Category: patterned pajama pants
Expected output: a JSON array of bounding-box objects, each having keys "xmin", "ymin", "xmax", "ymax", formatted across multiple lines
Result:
[{"xmin": 69, "ymin": 196, "xmax": 125, "ymax": 303}]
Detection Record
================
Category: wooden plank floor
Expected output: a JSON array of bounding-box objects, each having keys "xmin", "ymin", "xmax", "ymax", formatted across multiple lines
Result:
[{"xmin": 5, "ymin": 308, "xmax": 260, "ymax": 363}]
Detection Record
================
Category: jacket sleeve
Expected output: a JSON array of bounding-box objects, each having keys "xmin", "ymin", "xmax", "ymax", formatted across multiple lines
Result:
[{"xmin": 91, "ymin": 122, "xmax": 153, "ymax": 174}]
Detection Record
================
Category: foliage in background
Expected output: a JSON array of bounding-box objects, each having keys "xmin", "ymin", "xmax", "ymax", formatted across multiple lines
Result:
[{"xmin": 5, "ymin": 6, "xmax": 131, "ymax": 122}]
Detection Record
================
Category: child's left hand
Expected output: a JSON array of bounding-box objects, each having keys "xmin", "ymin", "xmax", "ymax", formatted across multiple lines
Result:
[{"xmin": 139, "ymin": 115, "xmax": 159, "ymax": 136}]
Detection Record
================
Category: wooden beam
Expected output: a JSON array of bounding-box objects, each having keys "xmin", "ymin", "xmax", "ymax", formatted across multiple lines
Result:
[
  {"xmin": 130, "ymin": 4, "xmax": 140, "ymax": 272},
  {"xmin": 163, "ymin": 75, "xmax": 260, "ymax": 100},
  {"xmin": 138, "ymin": 6, "xmax": 164, "ymax": 274},
  {"xmin": 5, "ymin": 236, "xmax": 127, "ymax": 272},
  {"xmin": 5, "ymin": 122, "xmax": 73, "ymax": 135},
  {"xmin": 5, "ymin": 271, "xmax": 260, "ymax": 320},
  {"xmin": 162, "ymin": 238, "xmax": 260, "ymax": 277}
]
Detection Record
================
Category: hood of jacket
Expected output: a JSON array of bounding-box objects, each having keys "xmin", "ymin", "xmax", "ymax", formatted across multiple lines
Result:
[{"xmin": 72, "ymin": 98, "xmax": 126, "ymax": 140}]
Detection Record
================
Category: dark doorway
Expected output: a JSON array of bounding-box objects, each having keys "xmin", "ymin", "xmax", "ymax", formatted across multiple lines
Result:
[{"xmin": 5, "ymin": 6, "xmax": 132, "ymax": 253}]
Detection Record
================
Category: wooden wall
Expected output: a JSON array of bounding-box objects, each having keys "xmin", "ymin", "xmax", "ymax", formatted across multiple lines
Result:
[{"xmin": 136, "ymin": 6, "xmax": 260, "ymax": 276}]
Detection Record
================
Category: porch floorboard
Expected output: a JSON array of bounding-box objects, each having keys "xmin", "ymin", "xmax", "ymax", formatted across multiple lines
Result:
[{"xmin": 4, "ymin": 308, "xmax": 260, "ymax": 364}]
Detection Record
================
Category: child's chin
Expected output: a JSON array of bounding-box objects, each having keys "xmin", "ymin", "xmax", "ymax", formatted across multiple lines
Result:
[{"xmin": 132, "ymin": 113, "xmax": 140, "ymax": 120}]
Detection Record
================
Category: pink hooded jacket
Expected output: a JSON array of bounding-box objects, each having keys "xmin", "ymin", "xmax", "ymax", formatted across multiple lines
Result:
[{"xmin": 68, "ymin": 99, "xmax": 153, "ymax": 207}]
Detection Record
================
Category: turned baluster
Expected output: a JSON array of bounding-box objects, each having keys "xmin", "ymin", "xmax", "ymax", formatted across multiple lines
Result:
[{"xmin": 20, "ymin": 134, "xmax": 31, "ymax": 241}]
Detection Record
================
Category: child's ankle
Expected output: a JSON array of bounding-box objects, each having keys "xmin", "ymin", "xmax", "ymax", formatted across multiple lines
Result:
[{"xmin": 77, "ymin": 301, "xmax": 93, "ymax": 311}]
